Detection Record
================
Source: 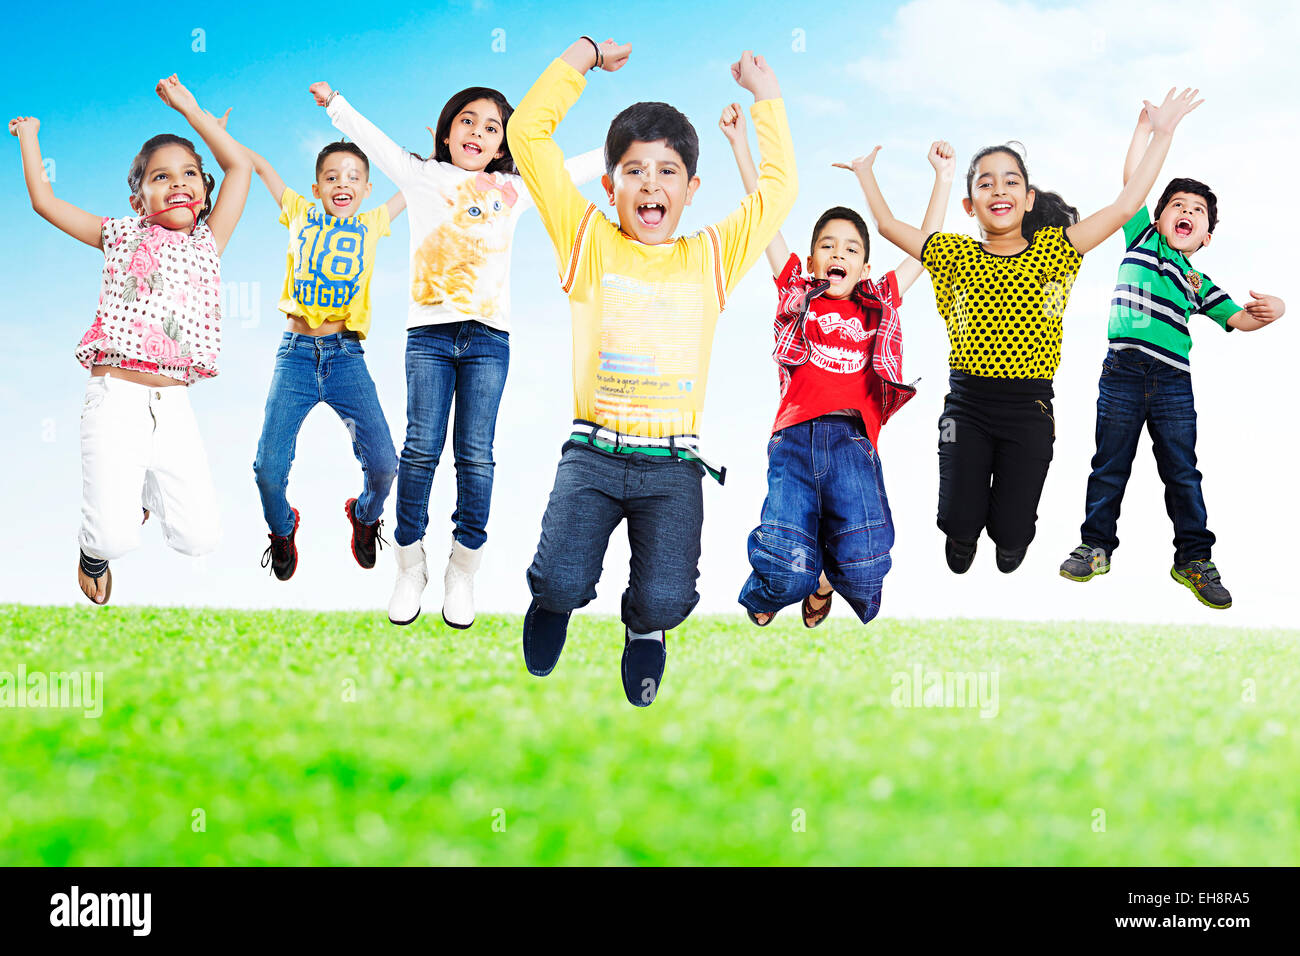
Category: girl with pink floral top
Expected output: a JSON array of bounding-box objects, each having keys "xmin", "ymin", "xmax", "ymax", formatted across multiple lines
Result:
[{"xmin": 10, "ymin": 74, "xmax": 253, "ymax": 605}]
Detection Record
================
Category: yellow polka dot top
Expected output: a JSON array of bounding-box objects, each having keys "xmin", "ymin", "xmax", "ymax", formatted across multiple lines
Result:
[{"xmin": 921, "ymin": 227, "xmax": 1082, "ymax": 379}]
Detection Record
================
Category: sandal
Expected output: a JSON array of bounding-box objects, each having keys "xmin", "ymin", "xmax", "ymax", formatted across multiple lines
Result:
[
  {"xmin": 746, "ymin": 608, "xmax": 777, "ymax": 627},
  {"xmin": 78, "ymin": 551, "xmax": 112, "ymax": 606},
  {"xmin": 801, "ymin": 586, "xmax": 834, "ymax": 628}
]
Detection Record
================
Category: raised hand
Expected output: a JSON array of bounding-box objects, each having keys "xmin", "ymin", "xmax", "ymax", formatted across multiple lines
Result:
[
  {"xmin": 832, "ymin": 146, "xmax": 882, "ymax": 174},
  {"xmin": 1244, "ymin": 291, "xmax": 1285, "ymax": 324},
  {"xmin": 730, "ymin": 51, "xmax": 781, "ymax": 101},
  {"xmin": 155, "ymin": 74, "xmax": 200, "ymax": 116},
  {"xmin": 718, "ymin": 102, "xmax": 746, "ymax": 144},
  {"xmin": 596, "ymin": 39, "xmax": 632, "ymax": 73},
  {"xmin": 1143, "ymin": 87, "xmax": 1203, "ymax": 134},
  {"xmin": 309, "ymin": 82, "xmax": 333, "ymax": 107},
  {"xmin": 927, "ymin": 139, "xmax": 956, "ymax": 180},
  {"xmin": 216, "ymin": 107, "xmax": 232, "ymax": 130},
  {"xmin": 8, "ymin": 116, "xmax": 39, "ymax": 137}
]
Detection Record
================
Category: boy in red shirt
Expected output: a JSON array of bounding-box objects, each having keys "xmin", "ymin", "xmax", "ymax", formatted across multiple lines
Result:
[{"xmin": 721, "ymin": 104, "xmax": 953, "ymax": 625}]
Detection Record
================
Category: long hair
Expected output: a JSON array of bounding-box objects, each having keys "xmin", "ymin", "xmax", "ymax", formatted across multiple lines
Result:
[
  {"xmin": 420, "ymin": 86, "xmax": 516, "ymax": 175},
  {"xmin": 127, "ymin": 134, "xmax": 215, "ymax": 225},
  {"xmin": 965, "ymin": 142, "xmax": 1077, "ymax": 239}
]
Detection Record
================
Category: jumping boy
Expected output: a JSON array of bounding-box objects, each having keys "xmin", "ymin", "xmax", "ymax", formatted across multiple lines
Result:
[
  {"xmin": 1059, "ymin": 109, "xmax": 1285, "ymax": 608},
  {"xmin": 507, "ymin": 38, "xmax": 797, "ymax": 706}
]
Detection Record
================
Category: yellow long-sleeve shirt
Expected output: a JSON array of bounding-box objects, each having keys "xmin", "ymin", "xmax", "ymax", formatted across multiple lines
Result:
[{"xmin": 508, "ymin": 59, "xmax": 797, "ymax": 439}]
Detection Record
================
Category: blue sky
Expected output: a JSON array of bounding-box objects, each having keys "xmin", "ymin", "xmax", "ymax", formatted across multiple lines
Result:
[{"xmin": 3, "ymin": 0, "xmax": 1296, "ymax": 626}]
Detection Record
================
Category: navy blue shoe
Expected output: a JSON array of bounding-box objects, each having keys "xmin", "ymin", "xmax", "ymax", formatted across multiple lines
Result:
[
  {"xmin": 621, "ymin": 629, "xmax": 666, "ymax": 708},
  {"xmin": 995, "ymin": 545, "xmax": 1027, "ymax": 574},
  {"xmin": 523, "ymin": 600, "xmax": 572, "ymax": 676}
]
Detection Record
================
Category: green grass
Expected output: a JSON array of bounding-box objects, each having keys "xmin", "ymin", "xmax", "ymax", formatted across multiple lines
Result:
[{"xmin": 1, "ymin": 603, "xmax": 1296, "ymax": 865}]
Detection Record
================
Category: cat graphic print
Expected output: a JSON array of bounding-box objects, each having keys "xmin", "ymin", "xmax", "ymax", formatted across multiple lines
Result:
[{"xmin": 411, "ymin": 172, "xmax": 517, "ymax": 317}]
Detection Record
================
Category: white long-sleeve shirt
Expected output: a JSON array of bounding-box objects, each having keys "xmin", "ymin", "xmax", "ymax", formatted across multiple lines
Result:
[{"xmin": 327, "ymin": 94, "xmax": 604, "ymax": 333}]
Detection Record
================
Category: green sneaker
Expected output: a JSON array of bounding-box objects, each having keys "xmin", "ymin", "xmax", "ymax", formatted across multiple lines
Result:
[
  {"xmin": 1170, "ymin": 559, "xmax": 1232, "ymax": 609},
  {"xmin": 1059, "ymin": 544, "xmax": 1109, "ymax": 582}
]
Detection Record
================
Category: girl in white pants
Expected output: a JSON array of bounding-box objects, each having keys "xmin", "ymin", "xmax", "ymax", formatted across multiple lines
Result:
[{"xmin": 10, "ymin": 74, "xmax": 252, "ymax": 604}]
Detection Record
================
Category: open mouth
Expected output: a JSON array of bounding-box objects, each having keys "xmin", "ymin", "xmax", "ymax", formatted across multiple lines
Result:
[
  {"xmin": 166, "ymin": 192, "xmax": 194, "ymax": 206},
  {"xmin": 462, "ymin": 142, "xmax": 482, "ymax": 156},
  {"xmin": 1175, "ymin": 217, "xmax": 1193, "ymax": 237},
  {"xmin": 637, "ymin": 202, "xmax": 666, "ymax": 227},
  {"xmin": 826, "ymin": 265, "xmax": 848, "ymax": 282},
  {"xmin": 331, "ymin": 193, "xmax": 354, "ymax": 208},
  {"xmin": 990, "ymin": 202, "xmax": 1013, "ymax": 216}
]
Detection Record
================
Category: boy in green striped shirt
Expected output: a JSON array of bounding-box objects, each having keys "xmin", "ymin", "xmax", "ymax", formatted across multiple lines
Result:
[{"xmin": 1060, "ymin": 108, "xmax": 1285, "ymax": 607}]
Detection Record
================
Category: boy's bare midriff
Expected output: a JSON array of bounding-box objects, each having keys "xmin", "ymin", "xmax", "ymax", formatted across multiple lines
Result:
[
  {"xmin": 286, "ymin": 315, "xmax": 348, "ymax": 336},
  {"xmin": 91, "ymin": 365, "xmax": 188, "ymax": 388}
]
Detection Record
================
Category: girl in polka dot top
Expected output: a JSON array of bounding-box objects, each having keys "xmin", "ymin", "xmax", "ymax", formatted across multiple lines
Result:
[
  {"xmin": 842, "ymin": 88, "xmax": 1204, "ymax": 575},
  {"xmin": 10, "ymin": 74, "xmax": 253, "ymax": 606}
]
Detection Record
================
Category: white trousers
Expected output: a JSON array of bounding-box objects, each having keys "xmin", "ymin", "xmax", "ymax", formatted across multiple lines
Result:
[{"xmin": 78, "ymin": 374, "xmax": 221, "ymax": 561}]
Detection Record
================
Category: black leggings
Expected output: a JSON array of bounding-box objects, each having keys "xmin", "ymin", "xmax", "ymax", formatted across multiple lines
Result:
[{"xmin": 936, "ymin": 371, "xmax": 1055, "ymax": 551}]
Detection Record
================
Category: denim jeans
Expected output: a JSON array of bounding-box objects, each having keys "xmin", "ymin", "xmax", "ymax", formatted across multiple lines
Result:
[
  {"xmin": 394, "ymin": 321, "xmax": 510, "ymax": 549},
  {"xmin": 1080, "ymin": 347, "xmax": 1214, "ymax": 565},
  {"xmin": 253, "ymin": 332, "xmax": 397, "ymax": 537},
  {"xmin": 738, "ymin": 416, "xmax": 894, "ymax": 623},
  {"xmin": 527, "ymin": 442, "xmax": 705, "ymax": 634}
]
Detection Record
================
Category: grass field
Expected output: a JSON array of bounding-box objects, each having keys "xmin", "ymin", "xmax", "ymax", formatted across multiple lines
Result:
[{"xmin": 1, "ymin": 603, "xmax": 1296, "ymax": 866}]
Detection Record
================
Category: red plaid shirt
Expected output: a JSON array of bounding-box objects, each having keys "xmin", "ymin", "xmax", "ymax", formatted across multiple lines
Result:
[{"xmin": 771, "ymin": 253, "xmax": 915, "ymax": 444}]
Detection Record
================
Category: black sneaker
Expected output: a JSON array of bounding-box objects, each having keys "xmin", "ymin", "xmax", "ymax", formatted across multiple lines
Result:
[
  {"xmin": 261, "ymin": 508, "xmax": 300, "ymax": 581},
  {"xmin": 345, "ymin": 497, "xmax": 387, "ymax": 569},
  {"xmin": 945, "ymin": 536, "xmax": 977, "ymax": 574},
  {"xmin": 1171, "ymin": 559, "xmax": 1232, "ymax": 609},
  {"xmin": 621, "ymin": 629, "xmax": 667, "ymax": 708},
  {"xmin": 995, "ymin": 545, "xmax": 1028, "ymax": 574},
  {"xmin": 523, "ymin": 600, "xmax": 572, "ymax": 676},
  {"xmin": 1060, "ymin": 544, "xmax": 1110, "ymax": 582}
]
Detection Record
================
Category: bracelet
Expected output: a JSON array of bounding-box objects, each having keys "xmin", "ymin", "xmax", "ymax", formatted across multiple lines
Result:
[
  {"xmin": 579, "ymin": 35, "xmax": 603, "ymax": 70},
  {"xmin": 325, "ymin": 89, "xmax": 339, "ymax": 107}
]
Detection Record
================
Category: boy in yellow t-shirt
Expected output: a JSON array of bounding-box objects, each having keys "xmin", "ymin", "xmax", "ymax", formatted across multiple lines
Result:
[
  {"xmin": 245, "ymin": 135, "xmax": 406, "ymax": 581},
  {"xmin": 507, "ymin": 37, "xmax": 797, "ymax": 707}
]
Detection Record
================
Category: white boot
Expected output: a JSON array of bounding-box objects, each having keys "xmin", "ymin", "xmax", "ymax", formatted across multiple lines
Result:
[
  {"xmin": 388, "ymin": 539, "xmax": 428, "ymax": 626},
  {"xmin": 442, "ymin": 538, "xmax": 483, "ymax": 630}
]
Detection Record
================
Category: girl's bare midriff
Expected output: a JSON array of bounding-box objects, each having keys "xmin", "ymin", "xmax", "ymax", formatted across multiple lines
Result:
[
  {"xmin": 91, "ymin": 365, "xmax": 188, "ymax": 388},
  {"xmin": 286, "ymin": 315, "xmax": 348, "ymax": 336}
]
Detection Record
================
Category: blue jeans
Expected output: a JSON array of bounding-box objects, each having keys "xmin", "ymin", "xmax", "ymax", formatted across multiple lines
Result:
[
  {"xmin": 1080, "ymin": 348, "xmax": 1214, "ymax": 565},
  {"xmin": 253, "ymin": 331, "xmax": 398, "ymax": 537},
  {"xmin": 395, "ymin": 321, "xmax": 510, "ymax": 549},
  {"xmin": 527, "ymin": 442, "xmax": 704, "ymax": 633},
  {"xmin": 739, "ymin": 416, "xmax": 894, "ymax": 623}
]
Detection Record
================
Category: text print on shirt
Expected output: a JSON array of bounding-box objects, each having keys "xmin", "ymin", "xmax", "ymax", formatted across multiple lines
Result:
[{"xmin": 294, "ymin": 211, "xmax": 373, "ymax": 310}]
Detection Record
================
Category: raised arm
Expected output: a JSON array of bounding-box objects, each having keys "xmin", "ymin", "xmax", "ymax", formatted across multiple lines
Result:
[
  {"xmin": 1122, "ymin": 107, "xmax": 1154, "ymax": 186},
  {"xmin": 1066, "ymin": 87, "xmax": 1202, "ymax": 256},
  {"xmin": 215, "ymin": 107, "xmax": 286, "ymax": 206},
  {"xmin": 719, "ymin": 102, "xmax": 790, "ymax": 276},
  {"xmin": 155, "ymin": 75, "xmax": 252, "ymax": 253},
  {"xmin": 894, "ymin": 140, "xmax": 957, "ymax": 293},
  {"xmin": 314, "ymin": 82, "xmax": 426, "ymax": 191},
  {"xmin": 507, "ymin": 38, "xmax": 630, "ymax": 275},
  {"xmin": 836, "ymin": 147, "xmax": 927, "ymax": 261},
  {"xmin": 384, "ymin": 190, "xmax": 406, "ymax": 220},
  {"xmin": 9, "ymin": 117, "xmax": 104, "ymax": 248}
]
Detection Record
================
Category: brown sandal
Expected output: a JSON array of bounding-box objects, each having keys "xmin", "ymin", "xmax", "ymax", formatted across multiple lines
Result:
[
  {"xmin": 746, "ymin": 608, "xmax": 777, "ymax": 627},
  {"xmin": 801, "ymin": 587, "xmax": 833, "ymax": 628}
]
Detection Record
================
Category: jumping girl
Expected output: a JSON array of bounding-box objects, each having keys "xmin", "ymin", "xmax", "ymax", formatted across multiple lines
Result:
[{"xmin": 10, "ymin": 74, "xmax": 252, "ymax": 604}]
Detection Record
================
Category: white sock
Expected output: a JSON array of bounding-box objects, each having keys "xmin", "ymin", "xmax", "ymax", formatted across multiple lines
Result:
[{"xmin": 628, "ymin": 628, "xmax": 664, "ymax": 643}]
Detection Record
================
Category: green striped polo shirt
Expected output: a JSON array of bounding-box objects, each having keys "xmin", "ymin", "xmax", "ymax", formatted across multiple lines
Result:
[{"xmin": 1107, "ymin": 206, "xmax": 1240, "ymax": 371}]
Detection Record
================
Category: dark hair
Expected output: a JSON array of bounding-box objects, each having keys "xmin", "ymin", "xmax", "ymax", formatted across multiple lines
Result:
[
  {"xmin": 423, "ymin": 87, "xmax": 516, "ymax": 175},
  {"xmin": 604, "ymin": 102, "xmax": 700, "ymax": 178},
  {"xmin": 965, "ymin": 142, "xmax": 1077, "ymax": 239},
  {"xmin": 127, "ymin": 134, "xmax": 215, "ymax": 225},
  {"xmin": 811, "ymin": 206, "xmax": 870, "ymax": 261},
  {"xmin": 316, "ymin": 140, "xmax": 369, "ymax": 179},
  {"xmin": 1155, "ymin": 177, "xmax": 1218, "ymax": 233}
]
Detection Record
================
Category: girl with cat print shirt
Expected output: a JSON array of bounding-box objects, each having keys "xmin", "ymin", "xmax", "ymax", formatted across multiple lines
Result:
[
  {"xmin": 10, "ymin": 75, "xmax": 252, "ymax": 605},
  {"xmin": 311, "ymin": 81, "xmax": 603, "ymax": 630}
]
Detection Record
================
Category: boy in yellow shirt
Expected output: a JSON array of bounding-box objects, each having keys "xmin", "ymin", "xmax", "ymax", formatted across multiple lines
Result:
[
  {"xmin": 246, "ymin": 132, "xmax": 406, "ymax": 580},
  {"xmin": 508, "ymin": 37, "xmax": 797, "ymax": 707}
]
